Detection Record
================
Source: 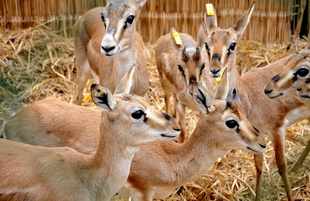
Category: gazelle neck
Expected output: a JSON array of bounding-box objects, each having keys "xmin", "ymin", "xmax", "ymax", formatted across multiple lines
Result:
[
  {"xmin": 164, "ymin": 115, "xmax": 229, "ymax": 184},
  {"xmin": 83, "ymin": 112, "xmax": 138, "ymax": 199},
  {"xmin": 114, "ymin": 31, "xmax": 137, "ymax": 82}
]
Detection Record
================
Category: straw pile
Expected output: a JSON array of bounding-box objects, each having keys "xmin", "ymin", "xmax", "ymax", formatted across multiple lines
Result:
[{"xmin": 0, "ymin": 25, "xmax": 310, "ymax": 201}]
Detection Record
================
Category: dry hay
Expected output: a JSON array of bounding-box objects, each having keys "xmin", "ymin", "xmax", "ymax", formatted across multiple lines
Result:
[{"xmin": 0, "ymin": 26, "xmax": 310, "ymax": 201}]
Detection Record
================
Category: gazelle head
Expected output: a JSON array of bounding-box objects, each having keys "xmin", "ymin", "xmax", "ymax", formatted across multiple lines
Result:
[
  {"xmin": 100, "ymin": 0, "xmax": 147, "ymax": 56},
  {"xmin": 296, "ymin": 78, "xmax": 310, "ymax": 99},
  {"xmin": 90, "ymin": 65, "xmax": 180, "ymax": 145},
  {"xmin": 264, "ymin": 49, "xmax": 310, "ymax": 98},
  {"xmin": 170, "ymin": 27, "xmax": 206, "ymax": 95},
  {"xmin": 203, "ymin": 2, "xmax": 255, "ymax": 77},
  {"xmin": 192, "ymin": 68, "xmax": 266, "ymax": 153}
]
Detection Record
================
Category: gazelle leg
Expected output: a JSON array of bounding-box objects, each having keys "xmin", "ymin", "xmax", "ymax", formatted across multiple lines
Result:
[
  {"xmin": 290, "ymin": 136, "xmax": 310, "ymax": 172},
  {"xmin": 272, "ymin": 131, "xmax": 294, "ymax": 201},
  {"xmin": 75, "ymin": 60, "xmax": 92, "ymax": 105},
  {"xmin": 254, "ymin": 153, "xmax": 264, "ymax": 201},
  {"xmin": 176, "ymin": 102, "xmax": 186, "ymax": 143}
]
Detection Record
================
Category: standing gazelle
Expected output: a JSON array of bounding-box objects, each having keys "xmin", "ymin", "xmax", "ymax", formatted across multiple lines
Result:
[
  {"xmin": 74, "ymin": 0, "xmax": 149, "ymax": 104},
  {"xmin": 203, "ymin": 2, "xmax": 310, "ymax": 201},
  {"xmin": 0, "ymin": 67, "xmax": 180, "ymax": 201},
  {"xmin": 155, "ymin": 25, "xmax": 215, "ymax": 142}
]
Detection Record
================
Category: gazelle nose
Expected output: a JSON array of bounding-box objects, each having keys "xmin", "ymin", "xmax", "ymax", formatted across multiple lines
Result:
[
  {"xmin": 264, "ymin": 89, "xmax": 273, "ymax": 95},
  {"xmin": 259, "ymin": 144, "xmax": 266, "ymax": 149},
  {"xmin": 210, "ymin": 69, "xmax": 221, "ymax": 76},
  {"xmin": 189, "ymin": 77, "xmax": 197, "ymax": 84},
  {"xmin": 101, "ymin": 45, "xmax": 115, "ymax": 53}
]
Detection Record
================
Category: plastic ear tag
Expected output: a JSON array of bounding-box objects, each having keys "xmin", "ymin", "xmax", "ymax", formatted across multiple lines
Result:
[
  {"xmin": 206, "ymin": 4, "xmax": 214, "ymax": 16},
  {"xmin": 173, "ymin": 32, "xmax": 182, "ymax": 45},
  {"xmin": 84, "ymin": 93, "xmax": 92, "ymax": 101},
  {"xmin": 216, "ymin": 67, "xmax": 226, "ymax": 83},
  {"xmin": 99, "ymin": 90, "xmax": 105, "ymax": 96}
]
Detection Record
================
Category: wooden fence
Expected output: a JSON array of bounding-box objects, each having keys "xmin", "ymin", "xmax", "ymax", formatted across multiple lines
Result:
[{"xmin": 0, "ymin": 0, "xmax": 309, "ymax": 45}]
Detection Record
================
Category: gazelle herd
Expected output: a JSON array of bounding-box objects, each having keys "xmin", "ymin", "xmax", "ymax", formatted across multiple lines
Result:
[{"xmin": 1, "ymin": 0, "xmax": 310, "ymax": 201}]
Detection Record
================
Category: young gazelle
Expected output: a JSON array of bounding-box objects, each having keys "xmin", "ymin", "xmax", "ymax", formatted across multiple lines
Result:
[
  {"xmin": 264, "ymin": 44, "xmax": 310, "ymax": 172},
  {"xmin": 117, "ymin": 70, "xmax": 266, "ymax": 201},
  {"xmin": 0, "ymin": 68, "xmax": 180, "ymax": 201},
  {"xmin": 155, "ymin": 25, "xmax": 215, "ymax": 142},
  {"xmin": 74, "ymin": 0, "xmax": 148, "ymax": 104},
  {"xmin": 203, "ymin": 3, "xmax": 310, "ymax": 200}
]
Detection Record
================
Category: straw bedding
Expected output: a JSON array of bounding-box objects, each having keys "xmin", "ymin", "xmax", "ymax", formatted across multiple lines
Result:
[{"xmin": 0, "ymin": 26, "xmax": 309, "ymax": 201}]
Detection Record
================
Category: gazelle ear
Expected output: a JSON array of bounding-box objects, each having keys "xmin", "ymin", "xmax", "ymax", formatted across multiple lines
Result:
[
  {"xmin": 170, "ymin": 27, "xmax": 184, "ymax": 53},
  {"xmin": 226, "ymin": 88, "xmax": 239, "ymax": 108},
  {"xmin": 214, "ymin": 67, "xmax": 228, "ymax": 100},
  {"xmin": 114, "ymin": 65, "xmax": 135, "ymax": 95},
  {"xmin": 91, "ymin": 84, "xmax": 116, "ymax": 111},
  {"xmin": 307, "ymin": 32, "xmax": 310, "ymax": 49},
  {"xmin": 192, "ymin": 82, "xmax": 214, "ymax": 114},
  {"xmin": 204, "ymin": 3, "xmax": 218, "ymax": 34},
  {"xmin": 232, "ymin": 1, "xmax": 255, "ymax": 37},
  {"xmin": 196, "ymin": 22, "xmax": 207, "ymax": 49},
  {"xmin": 137, "ymin": 0, "xmax": 147, "ymax": 8}
]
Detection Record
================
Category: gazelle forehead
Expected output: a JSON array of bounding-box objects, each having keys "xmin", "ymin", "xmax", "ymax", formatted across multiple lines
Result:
[
  {"xmin": 208, "ymin": 29, "xmax": 236, "ymax": 44},
  {"xmin": 105, "ymin": 0, "xmax": 138, "ymax": 15}
]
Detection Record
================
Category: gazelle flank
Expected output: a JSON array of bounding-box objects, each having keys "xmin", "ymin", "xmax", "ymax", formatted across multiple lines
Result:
[
  {"xmin": 204, "ymin": 2, "xmax": 310, "ymax": 201},
  {"xmin": 74, "ymin": 0, "xmax": 149, "ymax": 104}
]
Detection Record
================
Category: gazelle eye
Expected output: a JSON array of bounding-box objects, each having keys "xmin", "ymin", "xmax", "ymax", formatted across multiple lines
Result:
[
  {"xmin": 226, "ymin": 120, "xmax": 239, "ymax": 129},
  {"xmin": 178, "ymin": 65, "xmax": 185, "ymax": 76},
  {"xmin": 126, "ymin": 15, "xmax": 135, "ymax": 24},
  {"xmin": 132, "ymin": 110, "xmax": 145, "ymax": 120},
  {"xmin": 228, "ymin": 42, "xmax": 236, "ymax": 51},
  {"xmin": 296, "ymin": 68, "xmax": 309, "ymax": 77}
]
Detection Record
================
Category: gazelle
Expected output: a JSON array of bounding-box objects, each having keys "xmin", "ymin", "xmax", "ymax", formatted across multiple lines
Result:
[
  {"xmin": 264, "ymin": 44, "xmax": 310, "ymax": 172},
  {"xmin": 203, "ymin": 2, "xmax": 310, "ymax": 201},
  {"xmin": 0, "ymin": 67, "xmax": 180, "ymax": 201},
  {"xmin": 155, "ymin": 25, "xmax": 215, "ymax": 142},
  {"xmin": 118, "ymin": 70, "xmax": 266, "ymax": 201},
  {"xmin": 74, "ymin": 0, "xmax": 149, "ymax": 104}
]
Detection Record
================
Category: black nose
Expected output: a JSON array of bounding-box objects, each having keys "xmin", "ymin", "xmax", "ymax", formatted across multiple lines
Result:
[
  {"xmin": 210, "ymin": 69, "xmax": 221, "ymax": 76},
  {"xmin": 297, "ymin": 88, "xmax": 301, "ymax": 91},
  {"xmin": 101, "ymin": 46, "xmax": 115, "ymax": 53},
  {"xmin": 259, "ymin": 144, "xmax": 266, "ymax": 149},
  {"xmin": 264, "ymin": 89, "xmax": 273, "ymax": 95},
  {"xmin": 173, "ymin": 127, "xmax": 181, "ymax": 132},
  {"xmin": 189, "ymin": 77, "xmax": 196, "ymax": 84}
]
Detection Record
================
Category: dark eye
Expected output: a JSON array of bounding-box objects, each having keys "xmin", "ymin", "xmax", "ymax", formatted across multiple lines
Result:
[
  {"xmin": 296, "ymin": 68, "xmax": 309, "ymax": 77},
  {"xmin": 132, "ymin": 110, "xmax": 145, "ymax": 119},
  {"xmin": 205, "ymin": 42, "xmax": 209, "ymax": 51},
  {"xmin": 226, "ymin": 120, "xmax": 239, "ymax": 129},
  {"xmin": 126, "ymin": 15, "xmax": 135, "ymax": 24},
  {"xmin": 228, "ymin": 42, "xmax": 236, "ymax": 52},
  {"xmin": 178, "ymin": 65, "xmax": 185, "ymax": 76}
]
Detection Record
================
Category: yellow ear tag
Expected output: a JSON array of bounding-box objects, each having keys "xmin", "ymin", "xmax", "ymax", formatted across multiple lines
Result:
[
  {"xmin": 206, "ymin": 4, "xmax": 214, "ymax": 16},
  {"xmin": 99, "ymin": 90, "xmax": 105, "ymax": 96},
  {"xmin": 216, "ymin": 67, "xmax": 226, "ymax": 83},
  {"xmin": 173, "ymin": 32, "xmax": 182, "ymax": 45},
  {"xmin": 84, "ymin": 93, "xmax": 92, "ymax": 101}
]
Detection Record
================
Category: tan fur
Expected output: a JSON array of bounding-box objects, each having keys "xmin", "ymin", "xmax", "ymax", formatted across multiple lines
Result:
[
  {"xmin": 118, "ymin": 81, "xmax": 266, "ymax": 201},
  {"xmin": 155, "ymin": 25, "xmax": 215, "ymax": 142},
  {"xmin": 1, "ymin": 70, "xmax": 180, "ymax": 201},
  {"xmin": 204, "ymin": 2, "xmax": 310, "ymax": 201},
  {"xmin": 74, "ymin": 0, "xmax": 149, "ymax": 104}
]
